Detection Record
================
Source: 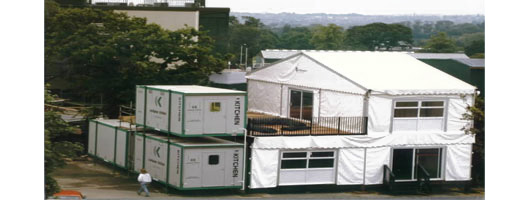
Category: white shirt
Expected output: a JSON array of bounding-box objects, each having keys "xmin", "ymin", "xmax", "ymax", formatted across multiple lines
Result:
[{"xmin": 137, "ymin": 173, "xmax": 152, "ymax": 183}]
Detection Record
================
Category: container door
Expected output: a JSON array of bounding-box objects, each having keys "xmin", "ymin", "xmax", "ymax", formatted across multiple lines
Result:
[
  {"xmin": 203, "ymin": 99, "xmax": 227, "ymax": 134},
  {"xmin": 201, "ymin": 152, "xmax": 225, "ymax": 187}
]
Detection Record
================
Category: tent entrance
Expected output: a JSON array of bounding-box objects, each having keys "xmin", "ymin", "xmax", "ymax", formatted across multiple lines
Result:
[
  {"xmin": 392, "ymin": 148, "xmax": 443, "ymax": 180},
  {"xmin": 289, "ymin": 90, "xmax": 313, "ymax": 121}
]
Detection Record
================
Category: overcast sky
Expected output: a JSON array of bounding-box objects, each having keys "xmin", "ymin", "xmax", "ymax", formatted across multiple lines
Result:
[{"xmin": 206, "ymin": 0, "xmax": 484, "ymax": 15}]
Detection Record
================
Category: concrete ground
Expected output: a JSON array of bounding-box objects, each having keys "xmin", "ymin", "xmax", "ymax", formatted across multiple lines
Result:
[{"xmin": 52, "ymin": 159, "xmax": 484, "ymax": 199}]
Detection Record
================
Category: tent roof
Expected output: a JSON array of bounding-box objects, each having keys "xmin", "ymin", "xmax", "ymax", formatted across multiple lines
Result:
[
  {"xmin": 145, "ymin": 85, "xmax": 246, "ymax": 94},
  {"xmin": 455, "ymin": 58, "xmax": 485, "ymax": 68},
  {"xmin": 407, "ymin": 52, "xmax": 469, "ymax": 59},
  {"xmin": 260, "ymin": 49, "xmax": 301, "ymax": 59},
  {"xmin": 300, "ymin": 51, "xmax": 476, "ymax": 94}
]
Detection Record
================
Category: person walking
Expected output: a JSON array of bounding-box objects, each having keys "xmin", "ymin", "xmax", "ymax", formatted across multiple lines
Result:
[{"xmin": 137, "ymin": 168, "xmax": 152, "ymax": 197}]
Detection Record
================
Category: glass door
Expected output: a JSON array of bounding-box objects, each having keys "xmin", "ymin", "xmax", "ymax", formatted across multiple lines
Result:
[{"xmin": 289, "ymin": 90, "xmax": 313, "ymax": 121}]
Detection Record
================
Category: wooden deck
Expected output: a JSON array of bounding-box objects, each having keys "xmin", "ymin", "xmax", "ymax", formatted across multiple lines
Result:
[{"xmin": 247, "ymin": 112, "xmax": 367, "ymax": 136}]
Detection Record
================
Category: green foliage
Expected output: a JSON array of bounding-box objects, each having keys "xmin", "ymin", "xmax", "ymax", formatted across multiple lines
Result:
[
  {"xmin": 277, "ymin": 25, "xmax": 314, "ymax": 50},
  {"xmin": 45, "ymin": 7, "xmax": 227, "ymax": 117},
  {"xmin": 462, "ymin": 96, "xmax": 485, "ymax": 186},
  {"xmin": 45, "ymin": 87, "xmax": 84, "ymax": 197},
  {"xmin": 310, "ymin": 24, "xmax": 344, "ymax": 50},
  {"xmin": 421, "ymin": 32, "xmax": 458, "ymax": 53},
  {"xmin": 228, "ymin": 16, "xmax": 278, "ymax": 67},
  {"xmin": 465, "ymin": 39, "xmax": 485, "ymax": 57},
  {"xmin": 401, "ymin": 20, "xmax": 484, "ymax": 46},
  {"xmin": 344, "ymin": 23, "xmax": 412, "ymax": 50}
]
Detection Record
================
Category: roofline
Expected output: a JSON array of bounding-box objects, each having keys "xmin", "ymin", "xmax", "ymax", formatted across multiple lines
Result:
[
  {"xmin": 94, "ymin": 6, "xmax": 230, "ymax": 13},
  {"xmin": 247, "ymin": 52, "xmax": 369, "ymax": 91},
  {"xmin": 300, "ymin": 52, "xmax": 368, "ymax": 91}
]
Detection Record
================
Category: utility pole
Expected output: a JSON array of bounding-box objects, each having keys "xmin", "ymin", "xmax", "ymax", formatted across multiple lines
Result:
[
  {"xmin": 245, "ymin": 46, "xmax": 248, "ymax": 68},
  {"xmin": 239, "ymin": 45, "xmax": 244, "ymax": 68}
]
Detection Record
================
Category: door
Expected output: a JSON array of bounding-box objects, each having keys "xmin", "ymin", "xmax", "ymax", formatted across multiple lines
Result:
[
  {"xmin": 289, "ymin": 90, "xmax": 313, "ymax": 121},
  {"xmin": 392, "ymin": 149, "xmax": 414, "ymax": 180},
  {"xmin": 203, "ymin": 99, "xmax": 227, "ymax": 134},
  {"xmin": 201, "ymin": 152, "xmax": 225, "ymax": 187}
]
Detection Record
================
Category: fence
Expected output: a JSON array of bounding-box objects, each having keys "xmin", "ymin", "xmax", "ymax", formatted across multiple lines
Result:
[{"xmin": 247, "ymin": 116, "xmax": 368, "ymax": 136}]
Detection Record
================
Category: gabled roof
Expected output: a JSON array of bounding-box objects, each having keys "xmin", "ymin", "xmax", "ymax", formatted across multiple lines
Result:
[
  {"xmin": 407, "ymin": 53, "xmax": 469, "ymax": 59},
  {"xmin": 260, "ymin": 49, "xmax": 301, "ymax": 60},
  {"xmin": 249, "ymin": 51, "xmax": 476, "ymax": 95},
  {"xmin": 455, "ymin": 58, "xmax": 485, "ymax": 68}
]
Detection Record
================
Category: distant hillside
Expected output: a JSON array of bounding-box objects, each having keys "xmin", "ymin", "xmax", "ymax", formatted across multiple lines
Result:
[{"xmin": 231, "ymin": 12, "xmax": 485, "ymax": 28}]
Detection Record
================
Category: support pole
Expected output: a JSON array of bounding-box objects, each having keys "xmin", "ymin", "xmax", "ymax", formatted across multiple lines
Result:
[{"xmin": 241, "ymin": 128, "xmax": 248, "ymax": 191}]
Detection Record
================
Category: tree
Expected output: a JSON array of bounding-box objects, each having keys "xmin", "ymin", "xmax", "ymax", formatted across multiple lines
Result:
[
  {"xmin": 344, "ymin": 23, "xmax": 413, "ymax": 50},
  {"xmin": 228, "ymin": 16, "xmax": 279, "ymax": 67},
  {"xmin": 310, "ymin": 24, "xmax": 344, "ymax": 50},
  {"xmin": 421, "ymin": 32, "xmax": 458, "ymax": 53},
  {"xmin": 277, "ymin": 25, "xmax": 315, "ymax": 50},
  {"xmin": 45, "ymin": 86, "xmax": 84, "ymax": 197},
  {"xmin": 462, "ymin": 96, "xmax": 485, "ymax": 186},
  {"xmin": 465, "ymin": 39, "xmax": 485, "ymax": 58},
  {"xmin": 45, "ymin": 7, "xmax": 227, "ymax": 117}
]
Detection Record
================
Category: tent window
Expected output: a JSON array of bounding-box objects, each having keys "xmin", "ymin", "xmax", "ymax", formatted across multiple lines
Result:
[
  {"xmin": 280, "ymin": 150, "xmax": 336, "ymax": 169},
  {"xmin": 208, "ymin": 155, "xmax": 219, "ymax": 165},
  {"xmin": 393, "ymin": 100, "xmax": 445, "ymax": 131},
  {"xmin": 392, "ymin": 148, "xmax": 443, "ymax": 180}
]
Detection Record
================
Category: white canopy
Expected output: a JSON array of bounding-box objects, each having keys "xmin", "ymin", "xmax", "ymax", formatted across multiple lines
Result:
[{"xmin": 247, "ymin": 51, "xmax": 477, "ymax": 95}]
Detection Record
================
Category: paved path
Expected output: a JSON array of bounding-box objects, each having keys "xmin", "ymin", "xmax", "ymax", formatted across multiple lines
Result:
[{"xmin": 52, "ymin": 160, "xmax": 484, "ymax": 199}]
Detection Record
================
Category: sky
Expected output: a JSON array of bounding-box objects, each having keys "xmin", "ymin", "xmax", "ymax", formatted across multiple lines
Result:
[{"xmin": 206, "ymin": 0, "xmax": 484, "ymax": 15}]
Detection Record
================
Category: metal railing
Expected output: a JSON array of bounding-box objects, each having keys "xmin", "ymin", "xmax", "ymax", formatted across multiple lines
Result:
[
  {"xmin": 383, "ymin": 165, "xmax": 396, "ymax": 192},
  {"xmin": 416, "ymin": 164, "xmax": 432, "ymax": 194},
  {"xmin": 247, "ymin": 116, "xmax": 368, "ymax": 136}
]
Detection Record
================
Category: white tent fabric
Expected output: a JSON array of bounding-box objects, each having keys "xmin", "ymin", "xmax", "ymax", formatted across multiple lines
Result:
[
  {"xmin": 249, "ymin": 149, "xmax": 279, "ymax": 188},
  {"xmin": 247, "ymin": 54, "xmax": 366, "ymax": 94},
  {"xmin": 250, "ymin": 141, "xmax": 473, "ymax": 188},
  {"xmin": 364, "ymin": 147, "xmax": 391, "ymax": 185},
  {"xmin": 302, "ymin": 51, "xmax": 476, "ymax": 95},
  {"xmin": 445, "ymin": 144, "xmax": 473, "ymax": 181},
  {"xmin": 320, "ymin": 91, "xmax": 364, "ymax": 117},
  {"xmin": 337, "ymin": 148, "xmax": 365, "ymax": 185},
  {"xmin": 251, "ymin": 132, "xmax": 474, "ymax": 149},
  {"xmin": 247, "ymin": 81, "xmax": 281, "ymax": 116}
]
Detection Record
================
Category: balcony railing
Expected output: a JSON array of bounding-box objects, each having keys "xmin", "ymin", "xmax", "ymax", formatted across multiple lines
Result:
[
  {"xmin": 416, "ymin": 164, "xmax": 432, "ymax": 193},
  {"xmin": 247, "ymin": 116, "xmax": 368, "ymax": 136},
  {"xmin": 383, "ymin": 165, "xmax": 396, "ymax": 192}
]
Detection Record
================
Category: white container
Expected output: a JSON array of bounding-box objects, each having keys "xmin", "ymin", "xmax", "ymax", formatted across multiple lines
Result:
[
  {"xmin": 136, "ymin": 85, "xmax": 247, "ymax": 137},
  {"xmin": 88, "ymin": 119, "xmax": 136, "ymax": 169},
  {"xmin": 134, "ymin": 132, "xmax": 244, "ymax": 190}
]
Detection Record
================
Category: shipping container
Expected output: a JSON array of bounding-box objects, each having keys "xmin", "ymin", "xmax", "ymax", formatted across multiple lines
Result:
[
  {"xmin": 134, "ymin": 132, "xmax": 244, "ymax": 190},
  {"xmin": 88, "ymin": 119, "xmax": 136, "ymax": 170},
  {"xmin": 135, "ymin": 85, "xmax": 247, "ymax": 137}
]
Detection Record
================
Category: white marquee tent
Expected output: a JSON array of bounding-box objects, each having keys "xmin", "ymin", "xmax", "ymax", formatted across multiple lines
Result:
[{"xmin": 245, "ymin": 51, "xmax": 477, "ymax": 188}]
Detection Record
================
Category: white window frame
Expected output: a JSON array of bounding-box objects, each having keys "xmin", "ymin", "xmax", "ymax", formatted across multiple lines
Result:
[
  {"xmin": 277, "ymin": 150, "xmax": 338, "ymax": 186},
  {"xmin": 390, "ymin": 147, "xmax": 445, "ymax": 182},
  {"xmin": 280, "ymin": 150, "xmax": 336, "ymax": 170},
  {"xmin": 391, "ymin": 99, "xmax": 447, "ymax": 132}
]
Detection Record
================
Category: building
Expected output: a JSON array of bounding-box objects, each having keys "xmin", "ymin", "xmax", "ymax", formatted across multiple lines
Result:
[
  {"xmin": 93, "ymin": 0, "xmax": 230, "ymax": 53},
  {"xmin": 245, "ymin": 51, "xmax": 476, "ymax": 188},
  {"xmin": 408, "ymin": 53, "xmax": 484, "ymax": 97}
]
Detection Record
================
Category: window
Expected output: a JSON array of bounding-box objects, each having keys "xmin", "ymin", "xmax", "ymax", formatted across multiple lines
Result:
[
  {"xmin": 208, "ymin": 155, "xmax": 219, "ymax": 165},
  {"xmin": 279, "ymin": 150, "xmax": 337, "ymax": 186},
  {"xmin": 393, "ymin": 100, "xmax": 445, "ymax": 131},
  {"xmin": 210, "ymin": 102, "xmax": 221, "ymax": 112},
  {"xmin": 392, "ymin": 148, "xmax": 443, "ymax": 180},
  {"xmin": 280, "ymin": 151, "xmax": 335, "ymax": 169}
]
